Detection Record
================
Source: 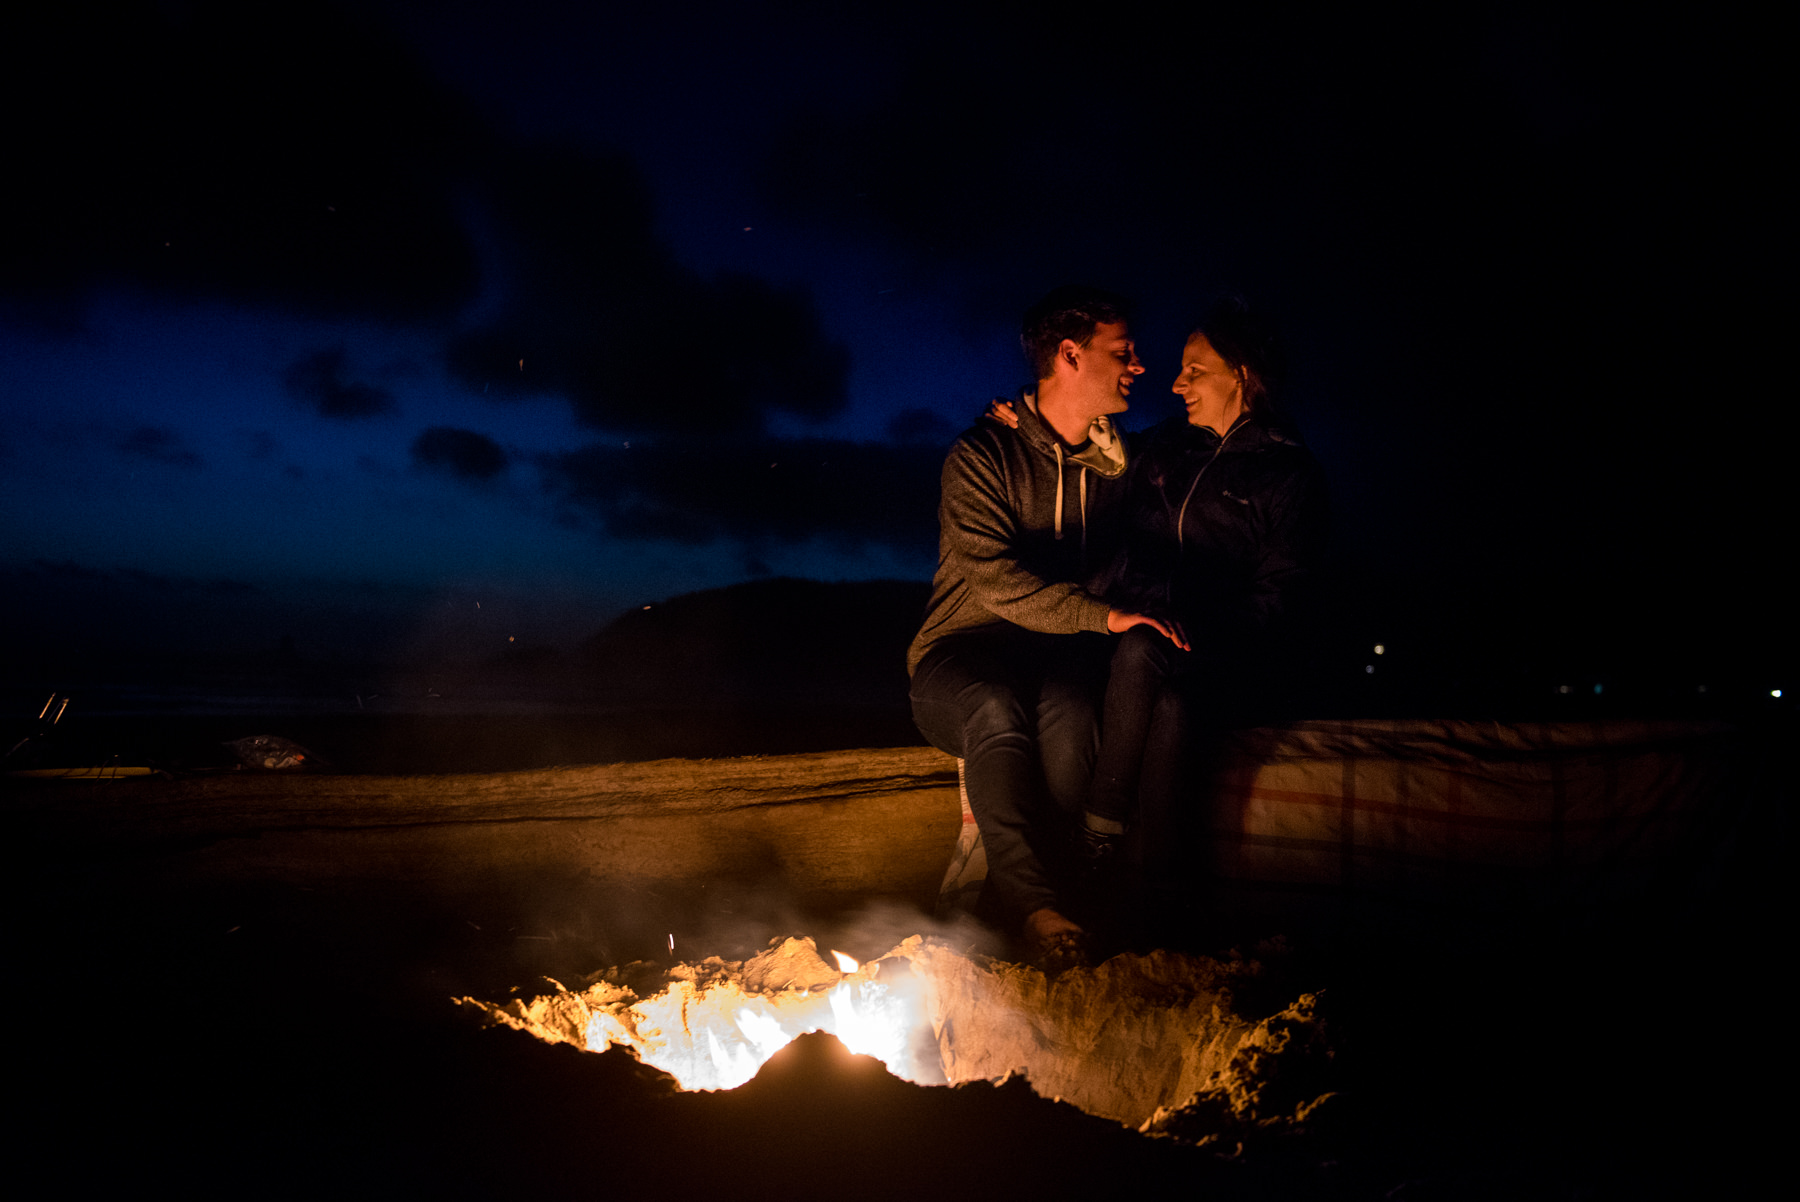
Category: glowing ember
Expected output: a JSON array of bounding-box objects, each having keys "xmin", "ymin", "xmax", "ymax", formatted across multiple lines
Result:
[{"xmin": 830, "ymin": 949, "xmax": 859, "ymax": 973}]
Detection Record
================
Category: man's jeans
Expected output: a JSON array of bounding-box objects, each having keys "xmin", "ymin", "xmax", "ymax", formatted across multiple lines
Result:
[{"xmin": 909, "ymin": 630, "xmax": 1109, "ymax": 928}]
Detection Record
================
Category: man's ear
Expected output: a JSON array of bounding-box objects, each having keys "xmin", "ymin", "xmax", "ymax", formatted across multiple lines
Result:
[{"xmin": 1059, "ymin": 338, "xmax": 1081, "ymax": 372}]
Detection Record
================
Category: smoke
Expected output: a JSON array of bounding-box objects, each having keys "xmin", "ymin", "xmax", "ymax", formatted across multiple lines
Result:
[{"xmin": 822, "ymin": 899, "xmax": 998, "ymax": 964}]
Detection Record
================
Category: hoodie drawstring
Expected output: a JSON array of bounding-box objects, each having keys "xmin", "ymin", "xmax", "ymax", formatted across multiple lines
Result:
[
  {"xmin": 1079, "ymin": 467, "xmax": 1088, "ymax": 562},
  {"xmin": 1053, "ymin": 443, "xmax": 1092, "ymax": 567}
]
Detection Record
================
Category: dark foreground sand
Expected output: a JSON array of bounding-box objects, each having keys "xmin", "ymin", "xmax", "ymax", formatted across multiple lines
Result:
[{"xmin": 5, "ymin": 711, "xmax": 1785, "ymax": 1199}]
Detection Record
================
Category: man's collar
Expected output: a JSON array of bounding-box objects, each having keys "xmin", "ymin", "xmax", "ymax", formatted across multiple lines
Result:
[{"xmin": 1022, "ymin": 390, "xmax": 1127, "ymax": 477}]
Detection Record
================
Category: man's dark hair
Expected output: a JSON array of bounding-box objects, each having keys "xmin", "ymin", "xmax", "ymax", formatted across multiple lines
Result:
[
  {"xmin": 1021, "ymin": 286, "xmax": 1135, "ymax": 382},
  {"xmin": 1189, "ymin": 296, "xmax": 1282, "ymax": 412}
]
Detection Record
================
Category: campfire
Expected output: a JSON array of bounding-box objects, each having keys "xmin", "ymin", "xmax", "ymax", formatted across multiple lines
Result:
[{"xmin": 464, "ymin": 934, "xmax": 1337, "ymax": 1147}]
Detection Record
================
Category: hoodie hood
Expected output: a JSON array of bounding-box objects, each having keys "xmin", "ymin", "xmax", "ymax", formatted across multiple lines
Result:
[{"xmin": 1018, "ymin": 391, "xmax": 1128, "ymax": 479}]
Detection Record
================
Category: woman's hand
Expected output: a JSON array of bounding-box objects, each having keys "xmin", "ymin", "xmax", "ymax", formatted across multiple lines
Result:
[
  {"xmin": 984, "ymin": 397, "xmax": 1019, "ymax": 429},
  {"xmin": 1106, "ymin": 609, "xmax": 1190, "ymax": 652}
]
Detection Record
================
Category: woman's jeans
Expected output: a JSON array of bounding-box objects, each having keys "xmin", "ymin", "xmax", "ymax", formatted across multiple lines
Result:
[{"xmin": 1088, "ymin": 625, "xmax": 1246, "ymax": 827}]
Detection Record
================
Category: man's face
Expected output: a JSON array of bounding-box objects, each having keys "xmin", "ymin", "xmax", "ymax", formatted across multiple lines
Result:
[{"xmin": 1068, "ymin": 321, "xmax": 1143, "ymax": 416}]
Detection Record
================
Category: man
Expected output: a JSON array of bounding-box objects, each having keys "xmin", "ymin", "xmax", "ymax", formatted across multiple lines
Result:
[{"xmin": 907, "ymin": 286, "xmax": 1183, "ymax": 970}]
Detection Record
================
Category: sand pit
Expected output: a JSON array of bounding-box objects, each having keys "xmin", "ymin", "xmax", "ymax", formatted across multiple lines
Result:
[{"xmin": 465, "ymin": 934, "xmax": 1336, "ymax": 1150}]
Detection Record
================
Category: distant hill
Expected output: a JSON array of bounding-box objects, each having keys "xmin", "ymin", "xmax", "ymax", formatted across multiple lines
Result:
[{"xmin": 579, "ymin": 577, "xmax": 931, "ymax": 709}]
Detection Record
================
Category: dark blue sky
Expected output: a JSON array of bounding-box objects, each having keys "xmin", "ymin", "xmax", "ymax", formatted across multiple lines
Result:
[{"xmin": 2, "ymin": 2, "xmax": 1787, "ymax": 684}]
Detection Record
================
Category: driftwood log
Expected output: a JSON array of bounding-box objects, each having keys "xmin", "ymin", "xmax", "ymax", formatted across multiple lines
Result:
[
  {"xmin": 5, "ymin": 747, "xmax": 964, "ymax": 914},
  {"xmin": 5, "ymin": 718, "xmax": 1750, "ymax": 938}
]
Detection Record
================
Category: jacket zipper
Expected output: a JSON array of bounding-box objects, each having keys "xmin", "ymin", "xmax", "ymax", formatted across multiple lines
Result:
[{"xmin": 1173, "ymin": 422, "xmax": 1246, "ymax": 554}]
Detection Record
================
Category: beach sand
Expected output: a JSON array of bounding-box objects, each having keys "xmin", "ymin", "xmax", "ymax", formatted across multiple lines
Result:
[{"xmin": 4, "ymin": 702, "xmax": 1782, "ymax": 1198}]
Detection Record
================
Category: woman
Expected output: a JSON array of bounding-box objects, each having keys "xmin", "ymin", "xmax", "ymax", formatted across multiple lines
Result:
[{"xmin": 1076, "ymin": 299, "xmax": 1327, "ymax": 864}]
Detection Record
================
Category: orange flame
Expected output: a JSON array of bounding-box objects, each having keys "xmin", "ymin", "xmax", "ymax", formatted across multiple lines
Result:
[{"xmin": 568, "ymin": 955, "xmax": 929, "ymax": 1091}]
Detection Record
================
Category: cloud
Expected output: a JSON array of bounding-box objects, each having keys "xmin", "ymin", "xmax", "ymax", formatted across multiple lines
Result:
[
  {"xmin": 4, "ymin": 3, "xmax": 854, "ymax": 443},
  {"xmin": 27, "ymin": 559, "xmax": 108, "ymax": 582},
  {"xmin": 236, "ymin": 430, "xmax": 280, "ymax": 459},
  {"xmin": 412, "ymin": 427, "xmax": 508, "ymax": 482},
  {"xmin": 886, "ymin": 408, "xmax": 955, "ymax": 446},
  {"xmin": 4, "ymin": 2, "xmax": 480, "ymax": 321},
  {"xmin": 759, "ymin": 17, "xmax": 1154, "ymax": 270},
  {"xmin": 753, "ymin": 9, "xmax": 1735, "ymax": 337},
  {"xmin": 283, "ymin": 348, "xmax": 398, "ymax": 419},
  {"xmin": 445, "ymin": 146, "xmax": 850, "ymax": 438},
  {"xmin": 119, "ymin": 426, "xmax": 203, "ymax": 468},
  {"xmin": 542, "ymin": 437, "xmax": 940, "ymax": 552},
  {"xmin": 28, "ymin": 559, "xmax": 258, "ymax": 595}
]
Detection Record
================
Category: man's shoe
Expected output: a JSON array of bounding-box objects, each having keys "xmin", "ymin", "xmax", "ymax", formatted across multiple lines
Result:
[
  {"xmin": 1072, "ymin": 822, "xmax": 1123, "ymax": 866},
  {"xmin": 1031, "ymin": 929, "xmax": 1091, "ymax": 975},
  {"xmin": 1022, "ymin": 908, "xmax": 1091, "ymax": 974}
]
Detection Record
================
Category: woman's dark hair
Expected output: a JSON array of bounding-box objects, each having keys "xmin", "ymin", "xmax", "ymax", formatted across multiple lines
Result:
[
  {"xmin": 1021, "ymin": 285, "xmax": 1135, "ymax": 382},
  {"xmin": 1189, "ymin": 296, "xmax": 1282, "ymax": 413}
]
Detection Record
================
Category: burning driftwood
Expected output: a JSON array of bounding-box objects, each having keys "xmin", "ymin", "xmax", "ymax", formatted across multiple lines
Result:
[{"xmin": 462, "ymin": 934, "xmax": 1336, "ymax": 1145}]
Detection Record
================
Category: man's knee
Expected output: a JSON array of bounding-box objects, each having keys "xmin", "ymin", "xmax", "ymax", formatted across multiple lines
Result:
[{"xmin": 961, "ymin": 683, "xmax": 1032, "ymax": 750}]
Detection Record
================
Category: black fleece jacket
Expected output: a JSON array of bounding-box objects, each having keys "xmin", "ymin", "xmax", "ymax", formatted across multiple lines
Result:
[{"xmin": 1104, "ymin": 411, "xmax": 1326, "ymax": 648}]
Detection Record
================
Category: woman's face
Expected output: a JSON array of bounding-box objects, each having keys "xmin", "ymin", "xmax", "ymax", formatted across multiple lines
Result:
[{"xmin": 1172, "ymin": 334, "xmax": 1244, "ymax": 426}]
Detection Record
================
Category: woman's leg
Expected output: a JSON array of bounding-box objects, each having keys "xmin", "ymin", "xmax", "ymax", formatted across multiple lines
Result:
[{"xmin": 1087, "ymin": 625, "xmax": 1189, "ymax": 827}]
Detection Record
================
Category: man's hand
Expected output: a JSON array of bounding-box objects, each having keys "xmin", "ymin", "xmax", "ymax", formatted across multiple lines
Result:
[
  {"xmin": 984, "ymin": 397, "xmax": 1020, "ymax": 429},
  {"xmin": 1106, "ymin": 608, "xmax": 1191, "ymax": 651}
]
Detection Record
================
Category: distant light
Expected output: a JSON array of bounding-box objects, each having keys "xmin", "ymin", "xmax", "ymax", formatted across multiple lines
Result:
[
  {"xmin": 1373, "ymin": 644, "xmax": 1385, "ymax": 655},
  {"xmin": 1776, "ymin": 689, "xmax": 1785, "ymax": 699},
  {"xmin": 1698, "ymin": 685, "xmax": 1708, "ymax": 694},
  {"xmin": 643, "ymin": 605, "xmax": 652, "ymax": 610},
  {"xmin": 1558, "ymin": 685, "xmax": 1571, "ymax": 694},
  {"xmin": 1365, "ymin": 665, "xmax": 1374, "ymax": 674},
  {"xmin": 508, "ymin": 636, "xmax": 515, "ymax": 643},
  {"xmin": 1594, "ymin": 684, "xmax": 1603, "ymax": 695}
]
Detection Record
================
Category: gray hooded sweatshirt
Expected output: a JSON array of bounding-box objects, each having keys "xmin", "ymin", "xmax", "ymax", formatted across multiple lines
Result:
[{"xmin": 907, "ymin": 392, "xmax": 1130, "ymax": 675}]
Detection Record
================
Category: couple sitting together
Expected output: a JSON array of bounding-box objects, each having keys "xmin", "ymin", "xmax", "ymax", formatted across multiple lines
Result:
[{"xmin": 906, "ymin": 286, "xmax": 1325, "ymax": 971}]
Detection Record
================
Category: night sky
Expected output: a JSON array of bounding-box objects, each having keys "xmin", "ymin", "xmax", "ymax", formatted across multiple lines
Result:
[{"xmin": 2, "ymin": 2, "xmax": 1788, "ymax": 694}]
